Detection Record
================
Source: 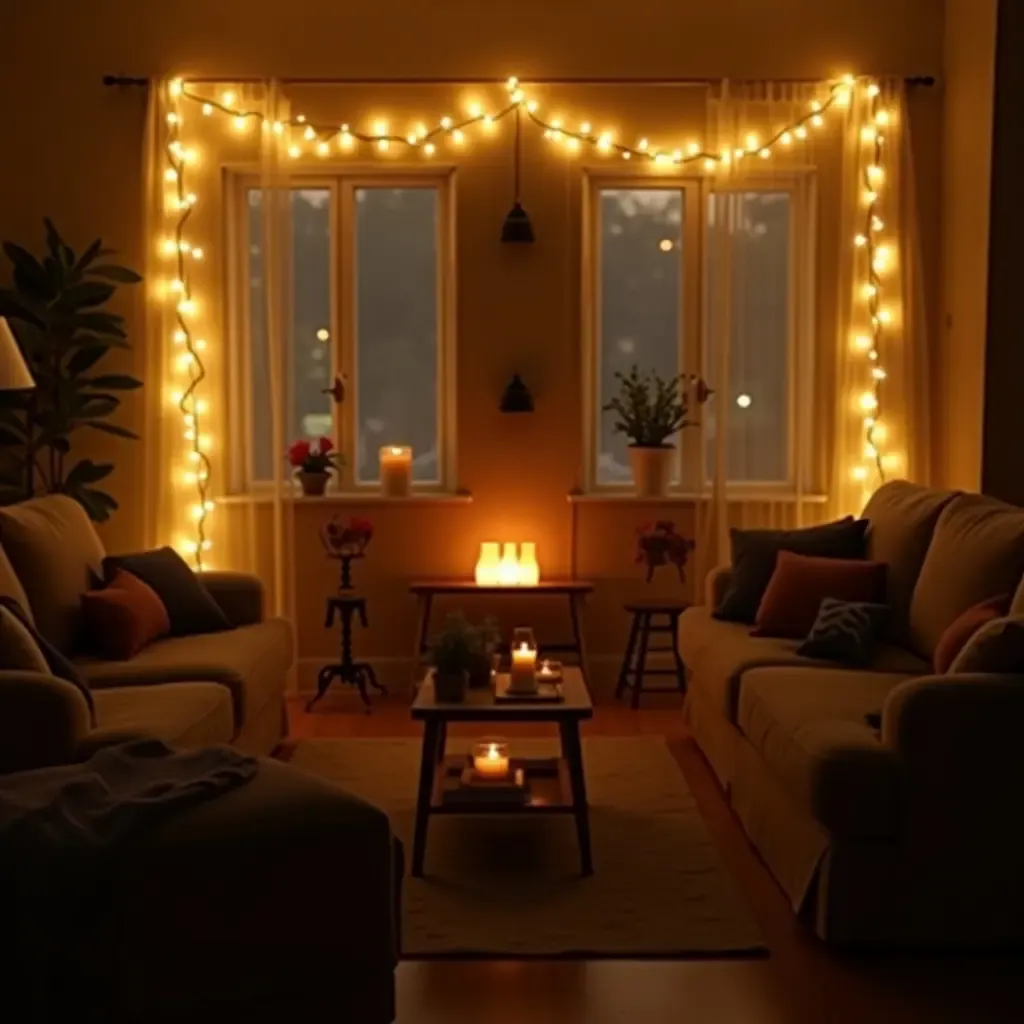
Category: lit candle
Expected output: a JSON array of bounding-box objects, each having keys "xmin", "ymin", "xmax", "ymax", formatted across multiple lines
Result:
[
  {"xmin": 474, "ymin": 541, "xmax": 500, "ymax": 585},
  {"xmin": 537, "ymin": 659, "xmax": 561, "ymax": 681},
  {"xmin": 509, "ymin": 641, "xmax": 537, "ymax": 692},
  {"xmin": 518, "ymin": 542, "xmax": 539, "ymax": 586},
  {"xmin": 473, "ymin": 741, "xmax": 510, "ymax": 779},
  {"xmin": 497, "ymin": 542, "xmax": 519, "ymax": 586},
  {"xmin": 379, "ymin": 446, "xmax": 412, "ymax": 497}
]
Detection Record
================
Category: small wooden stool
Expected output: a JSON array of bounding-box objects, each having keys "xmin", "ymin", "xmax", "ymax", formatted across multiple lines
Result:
[{"xmin": 615, "ymin": 600, "xmax": 690, "ymax": 708}]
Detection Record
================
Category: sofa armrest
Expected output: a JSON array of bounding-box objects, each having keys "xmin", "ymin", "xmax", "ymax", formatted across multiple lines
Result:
[
  {"xmin": 0, "ymin": 671, "xmax": 92, "ymax": 773},
  {"xmin": 705, "ymin": 566, "xmax": 732, "ymax": 608},
  {"xmin": 202, "ymin": 571, "xmax": 265, "ymax": 626}
]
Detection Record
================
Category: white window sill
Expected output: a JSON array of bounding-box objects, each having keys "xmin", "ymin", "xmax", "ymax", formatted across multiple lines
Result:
[
  {"xmin": 217, "ymin": 490, "xmax": 473, "ymax": 506},
  {"xmin": 568, "ymin": 491, "xmax": 828, "ymax": 504}
]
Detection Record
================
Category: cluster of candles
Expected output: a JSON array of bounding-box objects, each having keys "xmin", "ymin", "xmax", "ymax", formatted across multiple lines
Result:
[{"xmin": 474, "ymin": 541, "xmax": 540, "ymax": 586}]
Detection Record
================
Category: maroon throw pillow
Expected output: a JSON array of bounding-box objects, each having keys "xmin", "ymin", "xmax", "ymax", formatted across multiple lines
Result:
[
  {"xmin": 81, "ymin": 568, "xmax": 171, "ymax": 660},
  {"xmin": 933, "ymin": 594, "xmax": 1011, "ymax": 674},
  {"xmin": 754, "ymin": 551, "xmax": 887, "ymax": 639}
]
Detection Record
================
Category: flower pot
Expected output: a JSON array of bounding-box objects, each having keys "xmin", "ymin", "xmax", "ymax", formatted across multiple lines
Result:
[
  {"xmin": 629, "ymin": 445, "xmax": 674, "ymax": 497},
  {"xmin": 434, "ymin": 669, "xmax": 467, "ymax": 703},
  {"xmin": 298, "ymin": 470, "xmax": 330, "ymax": 497}
]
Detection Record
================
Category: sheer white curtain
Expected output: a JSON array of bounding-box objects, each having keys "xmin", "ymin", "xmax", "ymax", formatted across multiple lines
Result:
[
  {"xmin": 831, "ymin": 80, "xmax": 932, "ymax": 517},
  {"xmin": 693, "ymin": 82, "xmax": 830, "ymax": 590}
]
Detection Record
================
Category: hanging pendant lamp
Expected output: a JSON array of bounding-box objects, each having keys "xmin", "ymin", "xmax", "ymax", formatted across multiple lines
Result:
[{"xmin": 501, "ymin": 107, "xmax": 535, "ymax": 243}]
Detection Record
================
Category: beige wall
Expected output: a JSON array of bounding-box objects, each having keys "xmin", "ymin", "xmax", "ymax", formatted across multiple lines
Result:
[
  {"xmin": 1, "ymin": 2, "xmax": 947, "ymax": 690},
  {"xmin": 938, "ymin": 0, "xmax": 998, "ymax": 490}
]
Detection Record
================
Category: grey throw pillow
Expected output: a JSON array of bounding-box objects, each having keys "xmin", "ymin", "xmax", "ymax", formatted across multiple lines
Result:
[
  {"xmin": 797, "ymin": 598, "xmax": 887, "ymax": 666},
  {"xmin": 949, "ymin": 615, "xmax": 1024, "ymax": 674},
  {"xmin": 715, "ymin": 517, "xmax": 870, "ymax": 623}
]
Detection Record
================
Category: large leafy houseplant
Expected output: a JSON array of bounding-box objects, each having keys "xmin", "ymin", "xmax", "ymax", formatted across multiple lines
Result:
[{"xmin": 0, "ymin": 220, "xmax": 143, "ymax": 521}]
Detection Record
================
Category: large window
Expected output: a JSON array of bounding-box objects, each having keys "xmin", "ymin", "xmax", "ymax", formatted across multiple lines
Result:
[
  {"xmin": 586, "ymin": 176, "xmax": 812, "ymax": 492},
  {"xmin": 234, "ymin": 175, "xmax": 453, "ymax": 492}
]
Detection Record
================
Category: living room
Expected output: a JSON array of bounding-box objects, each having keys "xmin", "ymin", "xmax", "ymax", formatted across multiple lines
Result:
[{"xmin": 1, "ymin": 0, "xmax": 1022, "ymax": 1021}]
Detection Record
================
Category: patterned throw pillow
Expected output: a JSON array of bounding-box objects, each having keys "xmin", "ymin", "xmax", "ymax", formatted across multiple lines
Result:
[{"xmin": 797, "ymin": 598, "xmax": 888, "ymax": 666}]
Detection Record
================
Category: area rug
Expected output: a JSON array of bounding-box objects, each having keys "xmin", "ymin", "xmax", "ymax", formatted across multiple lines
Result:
[{"xmin": 288, "ymin": 736, "xmax": 765, "ymax": 958}]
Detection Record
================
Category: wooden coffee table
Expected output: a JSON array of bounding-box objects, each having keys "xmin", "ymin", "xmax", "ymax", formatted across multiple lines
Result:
[{"xmin": 410, "ymin": 667, "xmax": 594, "ymax": 877}]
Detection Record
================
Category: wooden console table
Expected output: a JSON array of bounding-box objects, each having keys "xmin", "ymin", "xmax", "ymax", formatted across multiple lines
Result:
[{"xmin": 409, "ymin": 580, "xmax": 594, "ymax": 683}]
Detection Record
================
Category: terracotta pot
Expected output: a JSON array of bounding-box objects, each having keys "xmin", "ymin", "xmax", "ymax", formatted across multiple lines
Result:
[
  {"xmin": 434, "ymin": 669, "xmax": 467, "ymax": 703},
  {"xmin": 629, "ymin": 445, "xmax": 674, "ymax": 497},
  {"xmin": 298, "ymin": 470, "xmax": 330, "ymax": 496}
]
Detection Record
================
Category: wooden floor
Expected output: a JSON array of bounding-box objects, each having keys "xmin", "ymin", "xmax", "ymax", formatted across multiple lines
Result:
[{"xmin": 288, "ymin": 693, "xmax": 1024, "ymax": 1024}]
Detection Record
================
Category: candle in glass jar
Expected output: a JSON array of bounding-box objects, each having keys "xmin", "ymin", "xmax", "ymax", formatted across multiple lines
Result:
[
  {"xmin": 379, "ymin": 446, "xmax": 412, "ymax": 497},
  {"xmin": 510, "ymin": 641, "xmax": 537, "ymax": 691},
  {"xmin": 473, "ymin": 741, "xmax": 510, "ymax": 779}
]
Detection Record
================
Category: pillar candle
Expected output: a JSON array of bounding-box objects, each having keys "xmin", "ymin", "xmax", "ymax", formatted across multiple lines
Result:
[
  {"xmin": 497, "ymin": 542, "xmax": 519, "ymax": 586},
  {"xmin": 379, "ymin": 446, "xmax": 412, "ymax": 497},
  {"xmin": 509, "ymin": 641, "xmax": 537, "ymax": 692},
  {"xmin": 518, "ymin": 542, "xmax": 539, "ymax": 586},
  {"xmin": 475, "ymin": 542, "xmax": 500, "ymax": 585}
]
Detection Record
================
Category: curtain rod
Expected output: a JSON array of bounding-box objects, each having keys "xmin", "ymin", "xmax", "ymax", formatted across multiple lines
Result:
[{"xmin": 102, "ymin": 74, "xmax": 937, "ymax": 88}]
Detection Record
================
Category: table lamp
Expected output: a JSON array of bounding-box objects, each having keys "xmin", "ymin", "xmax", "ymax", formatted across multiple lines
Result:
[{"xmin": 0, "ymin": 317, "xmax": 37, "ymax": 499}]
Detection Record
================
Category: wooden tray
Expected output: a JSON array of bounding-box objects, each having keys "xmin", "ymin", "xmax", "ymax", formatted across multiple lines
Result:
[{"xmin": 493, "ymin": 674, "xmax": 564, "ymax": 703}]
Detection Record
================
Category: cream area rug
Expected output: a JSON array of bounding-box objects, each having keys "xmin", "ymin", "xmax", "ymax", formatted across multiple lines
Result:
[{"xmin": 288, "ymin": 737, "xmax": 765, "ymax": 958}]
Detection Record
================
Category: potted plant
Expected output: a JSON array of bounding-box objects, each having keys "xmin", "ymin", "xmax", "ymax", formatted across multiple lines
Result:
[
  {"xmin": 429, "ymin": 612, "xmax": 478, "ymax": 702},
  {"xmin": 287, "ymin": 436, "xmax": 339, "ymax": 496},
  {"xmin": 467, "ymin": 616, "xmax": 500, "ymax": 689},
  {"xmin": 636, "ymin": 521, "xmax": 695, "ymax": 583},
  {"xmin": 602, "ymin": 365, "xmax": 711, "ymax": 497},
  {"xmin": 0, "ymin": 220, "xmax": 144, "ymax": 520}
]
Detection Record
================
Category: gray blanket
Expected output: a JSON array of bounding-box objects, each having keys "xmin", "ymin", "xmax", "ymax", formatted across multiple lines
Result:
[{"xmin": 0, "ymin": 740, "xmax": 257, "ymax": 1022}]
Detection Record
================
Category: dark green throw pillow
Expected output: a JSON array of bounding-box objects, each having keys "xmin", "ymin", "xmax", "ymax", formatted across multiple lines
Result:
[
  {"xmin": 104, "ymin": 547, "xmax": 231, "ymax": 637},
  {"xmin": 715, "ymin": 517, "xmax": 870, "ymax": 624},
  {"xmin": 797, "ymin": 598, "xmax": 887, "ymax": 666}
]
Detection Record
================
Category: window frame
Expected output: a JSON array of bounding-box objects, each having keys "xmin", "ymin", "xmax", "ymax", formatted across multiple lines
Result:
[
  {"xmin": 225, "ymin": 166, "xmax": 457, "ymax": 495},
  {"xmin": 581, "ymin": 167, "xmax": 816, "ymax": 497}
]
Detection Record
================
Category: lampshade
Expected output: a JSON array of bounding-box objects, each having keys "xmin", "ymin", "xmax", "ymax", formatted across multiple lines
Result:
[
  {"xmin": 500, "ymin": 201, "xmax": 535, "ymax": 243},
  {"xmin": 498, "ymin": 373, "xmax": 534, "ymax": 413},
  {"xmin": 0, "ymin": 318, "xmax": 35, "ymax": 390}
]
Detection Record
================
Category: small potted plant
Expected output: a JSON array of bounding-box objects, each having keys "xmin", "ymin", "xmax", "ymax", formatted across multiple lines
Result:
[
  {"xmin": 636, "ymin": 521, "xmax": 695, "ymax": 583},
  {"xmin": 467, "ymin": 616, "xmax": 500, "ymax": 689},
  {"xmin": 602, "ymin": 366, "xmax": 711, "ymax": 497},
  {"xmin": 429, "ymin": 612, "xmax": 479, "ymax": 702},
  {"xmin": 288, "ymin": 437, "xmax": 340, "ymax": 496}
]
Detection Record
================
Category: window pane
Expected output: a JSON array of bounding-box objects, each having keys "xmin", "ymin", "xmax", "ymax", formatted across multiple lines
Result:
[
  {"xmin": 248, "ymin": 188, "xmax": 333, "ymax": 482},
  {"xmin": 355, "ymin": 187, "xmax": 439, "ymax": 484},
  {"xmin": 597, "ymin": 189, "xmax": 683, "ymax": 485},
  {"xmin": 705, "ymin": 191, "xmax": 791, "ymax": 484}
]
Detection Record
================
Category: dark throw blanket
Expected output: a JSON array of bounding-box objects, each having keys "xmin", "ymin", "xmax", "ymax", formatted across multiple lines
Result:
[{"xmin": 0, "ymin": 740, "xmax": 258, "ymax": 1022}]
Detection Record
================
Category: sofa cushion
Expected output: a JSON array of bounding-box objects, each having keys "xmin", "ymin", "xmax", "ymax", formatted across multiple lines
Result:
[
  {"xmin": 949, "ymin": 615, "xmax": 1024, "ymax": 674},
  {"xmin": 679, "ymin": 605, "xmax": 931, "ymax": 723},
  {"xmin": 0, "ymin": 604, "xmax": 49, "ymax": 673},
  {"xmin": 862, "ymin": 480, "xmax": 959, "ymax": 645},
  {"xmin": 753, "ymin": 552, "xmax": 886, "ymax": 638},
  {"xmin": 0, "ymin": 543, "xmax": 32, "ymax": 626},
  {"xmin": 75, "ymin": 617, "xmax": 293, "ymax": 732},
  {"xmin": 0, "ymin": 495, "xmax": 105, "ymax": 654},
  {"xmin": 91, "ymin": 682, "xmax": 234, "ymax": 749},
  {"xmin": 737, "ymin": 666, "xmax": 909, "ymax": 838},
  {"xmin": 908, "ymin": 493, "xmax": 1024, "ymax": 659},
  {"xmin": 714, "ymin": 517, "xmax": 869, "ymax": 624}
]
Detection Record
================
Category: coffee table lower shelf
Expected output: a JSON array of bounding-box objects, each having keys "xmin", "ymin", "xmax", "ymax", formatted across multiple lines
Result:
[{"xmin": 432, "ymin": 755, "xmax": 571, "ymax": 813}]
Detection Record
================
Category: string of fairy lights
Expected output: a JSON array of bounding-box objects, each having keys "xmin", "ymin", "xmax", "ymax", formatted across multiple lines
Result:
[{"xmin": 160, "ymin": 73, "xmax": 895, "ymax": 567}]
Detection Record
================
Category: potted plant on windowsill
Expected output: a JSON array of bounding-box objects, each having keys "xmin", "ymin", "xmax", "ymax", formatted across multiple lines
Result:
[
  {"xmin": 429, "ymin": 612, "xmax": 479, "ymax": 703},
  {"xmin": 287, "ymin": 437, "xmax": 339, "ymax": 496},
  {"xmin": 603, "ymin": 365, "xmax": 712, "ymax": 497}
]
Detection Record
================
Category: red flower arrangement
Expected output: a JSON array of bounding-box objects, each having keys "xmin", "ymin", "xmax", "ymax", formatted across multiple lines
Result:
[
  {"xmin": 287, "ymin": 437, "xmax": 339, "ymax": 475},
  {"xmin": 321, "ymin": 514, "xmax": 374, "ymax": 558},
  {"xmin": 636, "ymin": 521, "xmax": 694, "ymax": 583}
]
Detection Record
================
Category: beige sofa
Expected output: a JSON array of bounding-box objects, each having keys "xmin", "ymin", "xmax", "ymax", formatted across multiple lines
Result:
[
  {"xmin": 0, "ymin": 495, "xmax": 293, "ymax": 772},
  {"xmin": 680, "ymin": 480, "xmax": 1024, "ymax": 947}
]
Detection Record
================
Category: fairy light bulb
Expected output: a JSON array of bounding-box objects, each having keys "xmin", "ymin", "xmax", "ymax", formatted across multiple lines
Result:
[
  {"xmin": 867, "ymin": 83, "xmax": 881, "ymax": 98},
  {"xmin": 272, "ymin": 121, "xmax": 284, "ymax": 135},
  {"xmin": 374, "ymin": 120, "xmax": 388, "ymax": 138},
  {"xmin": 191, "ymin": 247, "xmax": 204, "ymax": 260},
  {"xmin": 878, "ymin": 309, "xmax": 893, "ymax": 325},
  {"xmin": 703, "ymin": 157, "xmax": 716, "ymax": 171},
  {"xmin": 288, "ymin": 144, "xmax": 301, "ymax": 159},
  {"xmin": 811, "ymin": 114, "xmax": 824, "ymax": 128},
  {"xmin": 854, "ymin": 234, "xmax": 867, "ymax": 247},
  {"xmin": 872, "ymin": 366, "xmax": 887, "ymax": 380},
  {"xmin": 317, "ymin": 141, "xmax": 329, "ymax": 156},
  {"xmin": 861, "ymin": 125, "xmax": 877, "ymax": 143},
  {"xmin": 873, "ymin": 245, "xmax": 891, "ymax": 272},
  {"xmin": 340, "ymin": 131, "xmax": 353, "ymax": 149},
  {"xmin": 222, "ymin": 90, "xmax": 236, "ymax": 106},
  {"xmin": 406, "ymin": 132, "xmax": 418, "ymax": 145},
  {"xmin": 637, "ymin": 138, "xmax": 648, "ymax": 152},
  {"xmin": 745, "ymin": 132, "xmax": 759, "ymax": 152},
  {"xmin": 862, "ymin": 283, "xmax": 877, "ymax": 299},
  {"xmin": 169, "ymin": 79, "xmax": 183, "ymax": 98},
  {"xmin": 859, "ymin": 392, "xmax": 878, "ymax": 411},
  {"xmin": 598, "ymin": 133, "xmax": 613, "ymax": 151},
  {"xmin": 166, "ymin": 112, "xmax": 179, "ymax": 125},
  {"xmin": 876, "ymin": 110, "xmax": 890, "ymax": 126},
  {"xmin": 579, "ymin": 122, "xmax": 591, "ymax": 134},
  {"xmin": 527, "ymin": 100, "xmax": 539, "ymax": 113},
  {"xmin": 566, "ymin": 137, "xmax": 580, "ymax": 152},
  {"xmin": 854, "ymin": 334, "xmax": 872, "ymax": 351},
  {"xmin": 233, "ymin": 116, "xmax": 246, "ymax": 132},
  {"xmin": 851, "ymin": 465, "xmax": 869, "ymax": 482},
  {"xmin": 202, "ymin": 103, "xmax": 213, "ymax": 116},
  {"xmin": 794, "ymin": 126, "xmax": 808, "ymax": 140},
  {"xmin": 304, "ymin": 125, "xmax": 315, "ymax": 141},
  {"xmin": 452, "ymin": 129, "xmax": 465, "ymax": 144},
  {"xmin": 468, "ymin": 101, "xmax": 482, "ymax": 118},
  {"xmin": 424, "ymin": 143, "xmax": 436, "ymax": 156},
  {"xmin": 781, "ymin": 132, "xmax": 793, "ymax": 146},
  {"xmin": 759, "ymin": 148, "xmax": 771, "ymax": 159},
  {"xmin": 164, "ymin": 168, "xmax": 177, "ymax": 183},
  {"xmin": 377, "ymin": 138, "xmax": 389, "ymax": 152},
  {"xmin": 672, "ymin": 149, "xmax": 683, "ymax": 162},
  {"xmin": 687, "ymin": 141, "xmax": 701, "ymax": 156},
  {"xmin": 440, "ymin": 116, "xmax": 452, "ymax": 130}
]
